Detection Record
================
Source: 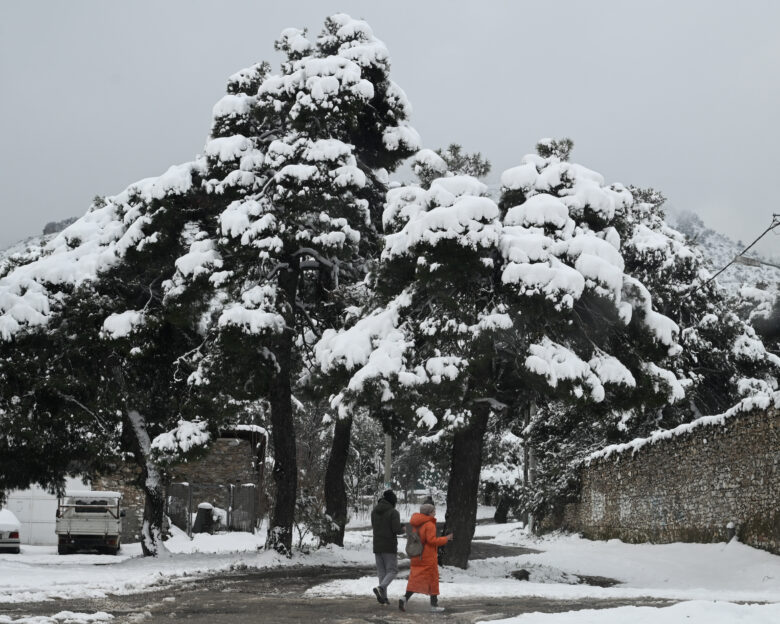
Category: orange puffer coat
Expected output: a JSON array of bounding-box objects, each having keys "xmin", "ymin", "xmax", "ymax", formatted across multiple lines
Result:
[{"xmin": 405, "ymin": 512, "xmax": 449, "ymax": 595}]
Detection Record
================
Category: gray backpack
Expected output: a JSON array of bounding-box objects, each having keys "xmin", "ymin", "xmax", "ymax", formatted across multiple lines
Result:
[{"xmin": 405, "ymin": 525, "xmax": 423, "ymax": 558}]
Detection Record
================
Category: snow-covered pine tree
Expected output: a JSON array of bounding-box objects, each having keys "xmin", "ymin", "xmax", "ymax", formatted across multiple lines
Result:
[
  {"xmin": 412, "ymin": 144, "xmax": 491, "ymax": 188},
  {"xmin": 620, "ymin": 187, "xmax": 780, "ymax": 425},
  {"xmin": 0, "ymin": 162, "xmax": 223, "ymax": 556},
  {"xmin": 0, "ymin": 13, "xmax": 419, "ymax": 556},
  {"xmin": 316, "ymin": 174, "xmax": 503, "ymax": 567},
  {"xmin": 735, "ymin": 284, "xmax": 779, "ymax": 354},
  {"xmin": 175, "ymin": 15, "xmax": 420, "ymax": 553},
  {"xmin": 317, "ymin": 138, "xmax": 686, "ymax": 567},
  {"xmin": 501, "ymin": 143, "xmax": 780, "ymax": 527}
]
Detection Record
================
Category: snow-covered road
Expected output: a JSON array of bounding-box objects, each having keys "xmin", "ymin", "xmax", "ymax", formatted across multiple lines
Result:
[{"xmin": 0, "ymin": 518, "xmax": 778, "ymax": 623}]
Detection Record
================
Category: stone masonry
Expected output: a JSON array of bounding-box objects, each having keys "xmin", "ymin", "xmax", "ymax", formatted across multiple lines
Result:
[
  {"xmin": 562, "ymin": 407, "xmax": 779, "ymax": 555},
  {"xmin": 94, "ymin": 437, "xmax": 263, "ymax": 543}
]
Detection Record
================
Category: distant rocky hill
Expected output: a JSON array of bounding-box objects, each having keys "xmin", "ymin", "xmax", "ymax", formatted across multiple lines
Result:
[{"xmin": 665, "ymin": 207, "xmax": 779, "ymax": 295}]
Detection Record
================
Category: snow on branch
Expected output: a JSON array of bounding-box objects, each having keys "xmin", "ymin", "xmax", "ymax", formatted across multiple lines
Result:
[
  {"xmin": 101, "ymin": 310, "xmax": 146, "ymax": 339},
  {"xmin": 525, "ymin": 337, "xmax": 605, "ymax": 401},
  {"xmin": 150, "ymin": 419, "xmax": 211, "ymax": 464}
]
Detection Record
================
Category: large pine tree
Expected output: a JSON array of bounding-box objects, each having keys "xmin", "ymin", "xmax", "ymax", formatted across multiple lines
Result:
[
  {"xmin": 491, "ymin": 143, "xmax": 780, "ymax": 527},
  {"xmin": 316, "ymin": 138, "xmax": 685, "ymax": 567},
  {"xmin": 0, "ymin": 14, "xmax": 419, "ymax": 556}
]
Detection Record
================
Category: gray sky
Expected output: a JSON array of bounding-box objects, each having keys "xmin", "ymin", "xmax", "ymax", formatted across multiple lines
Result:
[{"xmin": 2, "ymin": 0, "xmax": 779, "ymax": 256}]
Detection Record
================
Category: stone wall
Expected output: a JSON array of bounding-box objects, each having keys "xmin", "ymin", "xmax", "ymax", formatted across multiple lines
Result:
[
  {"xmin": 562, "ymin": 407, "xmax": 779, "ymax": 555},
  {"xmin": 94, "ymin": 437, "xmax": 263, "ymax": 544},
  {"xmin": 170, "ymin": 437, "xmax": 261, "ymax": 516},
  {"xmin": 93, "ymin": 464, "xmax": 145, "ymax": 544}
]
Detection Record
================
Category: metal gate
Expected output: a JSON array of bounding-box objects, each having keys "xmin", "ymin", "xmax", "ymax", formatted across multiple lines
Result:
[
  {"xmin": 228, "ymin": 484, "xmax": 256, "ymax": 532},
  {"xmin": 167, "ymin": 482, "xmax": 193, "ymax": 536},
  {"xmin": 166, "ymin": 482, "xmax": 256, "ymax": 536}
]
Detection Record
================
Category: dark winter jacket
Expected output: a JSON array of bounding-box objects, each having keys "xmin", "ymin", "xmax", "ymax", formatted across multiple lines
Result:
[{"xmin": 371, "ymin": 498, "xmax": 403, "ymax": 554}]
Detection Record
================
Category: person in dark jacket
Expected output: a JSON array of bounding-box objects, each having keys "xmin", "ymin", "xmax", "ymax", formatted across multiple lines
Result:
[{"xmin": 370, "ymin": 489, "xmax": 404, "ymax": 604}]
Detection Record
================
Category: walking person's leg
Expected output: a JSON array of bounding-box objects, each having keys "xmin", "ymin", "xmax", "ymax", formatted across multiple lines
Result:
[
  {"xmin": 373, "ymin": 554, "xmax": 388, "ymax": 604},
  {"xmin": 399, "ymin": 591, "xmax": 414, "ymax": 611},
  {"xmin": 378, "ymin": 553, "xmax": 398, "ymax": 600},
  {"xmin": 429, "ymin": 594, "xmax": 444, "ymax": 612},
  {"xmin": 375, "ymin": 553, "xmax": 387, "ymax": 585}
]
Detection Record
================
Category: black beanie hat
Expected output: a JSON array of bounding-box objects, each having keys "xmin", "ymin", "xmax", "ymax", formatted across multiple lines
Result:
[{"xmin": 383, "ymin": 489, "xmax": 397, "ymax": 506}]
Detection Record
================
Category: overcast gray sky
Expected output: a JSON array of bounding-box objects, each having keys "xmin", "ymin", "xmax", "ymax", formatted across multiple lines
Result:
[{"xmin": 2, "ymin": 0, "xmax": 779, "ymax": 256}]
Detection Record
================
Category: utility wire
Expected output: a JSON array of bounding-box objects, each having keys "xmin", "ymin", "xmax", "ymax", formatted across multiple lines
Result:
[{"xmin": 683, "ymin": 214, "xmax": 780, "ymax": 298}]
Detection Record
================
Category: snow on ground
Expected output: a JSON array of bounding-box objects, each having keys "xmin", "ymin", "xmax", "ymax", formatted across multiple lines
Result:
[
  {"xmin": 1, "ymin": 514, "xmax": 779, "ymax": 624},
  {"xmin": 479, "ymin": 601, "xmax": 780, "ymax": 624},
  {"xmin": 314, "ymin": 523, "xmax": 780, "ymax": 604},
  {"xmin": 0, "ymin": 613, "xmax": 113, "ymax": 624},
  {"xmin": 0, "ymin": 527, "xmax": 374, "ymax": 604}
]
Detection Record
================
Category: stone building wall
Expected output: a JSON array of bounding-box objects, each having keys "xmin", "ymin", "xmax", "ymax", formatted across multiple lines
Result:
[
  {"xmin": 562, "ymin": 407, "xmax": 779, "ymax": 554},
  {"xmin": 93, "ymin": 464, "xmax": 144, "ymax": 544},
  {"xmin": 170, "ymin": 437, "xmax": 261, "ymax": 515},
  {"xmin": 94, "ymin": 437, "xmax": 263, "ymax": 544}
]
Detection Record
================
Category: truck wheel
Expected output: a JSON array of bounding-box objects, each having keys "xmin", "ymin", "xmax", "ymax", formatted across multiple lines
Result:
[
  {"xmin": 14, "ymin": 547, "xmax": 20, "ymax": 554},
  {"xmin": 57, "ymin": 545, "xmax": 70, "ymax": 555}
]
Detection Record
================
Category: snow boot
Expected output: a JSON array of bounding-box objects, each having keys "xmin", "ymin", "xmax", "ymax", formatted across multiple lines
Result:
[
  {"xmin": 398, "ymin": 597, "xmax": 406, "ymax": 612},
  {"xmin": 373, "ymin": 587, "xmax": 386, "ymax": 604}
]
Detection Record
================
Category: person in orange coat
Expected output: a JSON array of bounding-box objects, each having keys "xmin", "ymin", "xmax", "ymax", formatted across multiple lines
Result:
[{"xmin": 399, "ymin": 503, "xmax": 453, "ymax": 613}]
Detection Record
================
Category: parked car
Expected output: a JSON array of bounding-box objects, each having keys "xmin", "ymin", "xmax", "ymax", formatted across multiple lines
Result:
[
  {"xmin": 0, "ymin": 509, "xmax": 21, "ymax": 554},
  {"xmin": 56, "ymin": 491, "xmax": 123, "ymax": 555}
]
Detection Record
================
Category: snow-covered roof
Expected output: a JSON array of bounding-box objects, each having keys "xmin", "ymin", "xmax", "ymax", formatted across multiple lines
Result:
[{"xmin": 65, "ymin": 490, "xmax": 121, "ymax": 499}]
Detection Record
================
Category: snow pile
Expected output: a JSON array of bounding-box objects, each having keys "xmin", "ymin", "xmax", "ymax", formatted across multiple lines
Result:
[
  {"xmin": 217, "ymin": 285, "xmax": 286, "ymax": 336},
  {"xmin": 0, "ymin": 613, "xmax": 114, "ymax": 624}
]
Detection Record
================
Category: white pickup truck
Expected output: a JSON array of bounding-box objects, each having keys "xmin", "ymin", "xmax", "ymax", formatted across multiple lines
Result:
[{"xmin": 56, "ymin": 490, "xmax": 123, "ymax": 555}]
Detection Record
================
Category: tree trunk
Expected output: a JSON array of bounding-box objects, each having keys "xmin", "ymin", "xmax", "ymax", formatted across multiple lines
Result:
[
  {"xmin": 321, "ymin": 415, "xmax": 353, "ymax": 546},
  {"xmin": 265, "ymin": 265, "xmax": 299, "ymax": 555},
  {"xmin": 494, "ymin": 496, "xmax": 511, "ymax": 524},
  {"xmin": 126, "ymin": 409, "xmax": 167, "ymax": 557},
  {"xmin": 265, "ymin": 334, "xmax": 297, "ymax": 555},
  {"xmin": 441, "ymin": 405, "xmax": 490, "ymax": 568},
  {"xmin": 140, "ymin": 474, "xmax": 166, "ymax": 557}
]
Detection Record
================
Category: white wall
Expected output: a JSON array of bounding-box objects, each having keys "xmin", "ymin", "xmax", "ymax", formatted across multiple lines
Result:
[{"xmin": 5, "ymin": 478, "xmax": 90, "ymax": 545}]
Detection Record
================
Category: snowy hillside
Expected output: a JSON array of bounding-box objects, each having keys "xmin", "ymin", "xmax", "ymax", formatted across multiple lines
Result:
[
  {"xmin": 0, "ymin": 218, "xmax": 77, "ymax": 277},
  {"xmin": 665, "ymin": 207, "xmax": 779, "ymax": 295},
  {"xmin": 0, "ymin": 234, "xmax": 51, "ymax": 277}
]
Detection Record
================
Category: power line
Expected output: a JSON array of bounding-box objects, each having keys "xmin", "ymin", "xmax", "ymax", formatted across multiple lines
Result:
[{"xmin": 683, "ymin": 214, "xmax": 780, "ymax": 298}]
